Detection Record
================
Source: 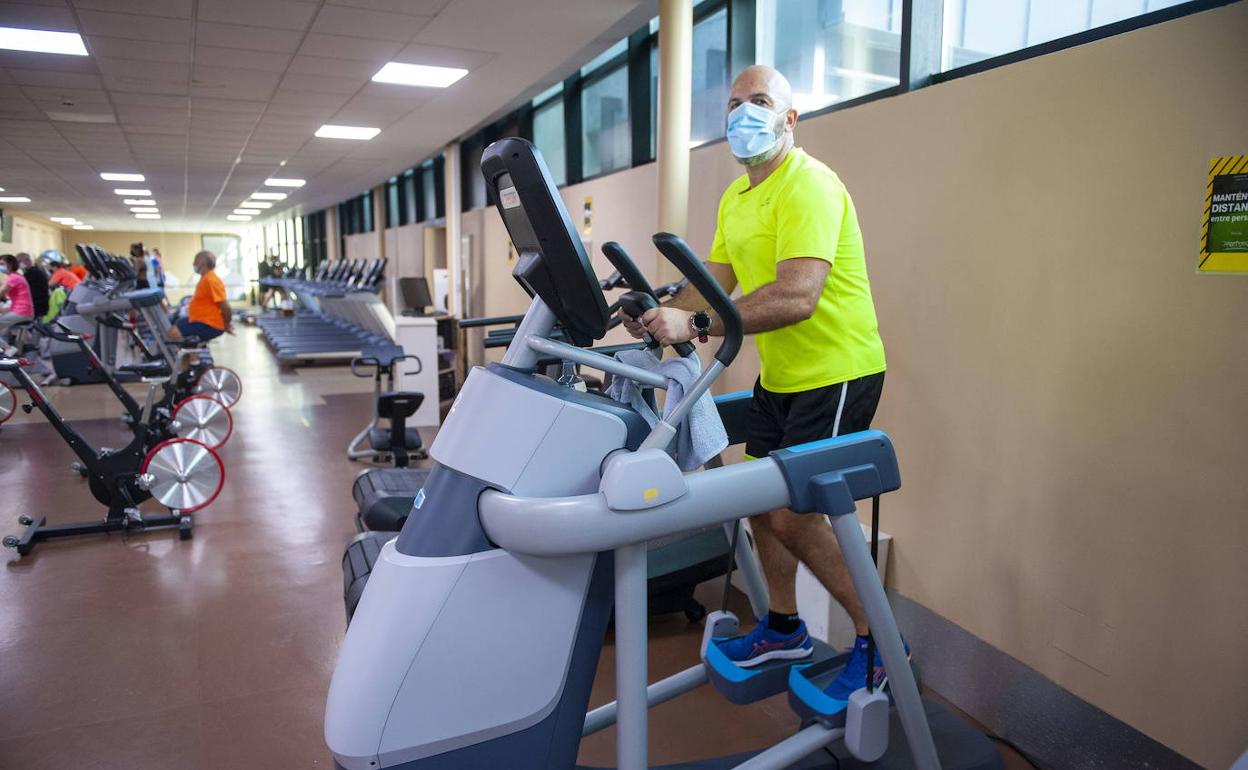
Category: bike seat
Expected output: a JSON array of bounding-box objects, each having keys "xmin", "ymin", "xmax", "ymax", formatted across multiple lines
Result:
[{"xmin": 119, "ymin": 361, "xmax": 172, "ymax": 377}]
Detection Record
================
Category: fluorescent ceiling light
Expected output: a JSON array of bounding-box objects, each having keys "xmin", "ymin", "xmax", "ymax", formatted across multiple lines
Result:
[
  {"xmin": 264, "ymin": 178, "xmax": 305, "ymax": 188},
  {"xmin": 100, "ymin": 172, "xmax": 144, "ymax": 182},
  {"xmin": 227, "ymin": 215, "xmax": 252, "ymax": 221},
  {"xmin": 242, "ymin": 201, "xmax": 273, "ymax": 209},
  {"xmin": 114, "ymin": 188, "xmax": 150, "ymax": 196},
  {"xmin": 234, "ymin": 208, "xmax": 262, "ymax": 215},
  {"xmin": 123, "ymin": 199, "xmax": 155, "ymax": 205},
  {"xmin": 0, "ymin": 26, "xmax": 88, "ymax": 57},
  {"xmin": 72, "ymin": 225, "xmax": 94, "ymax": 230},
  {"xmin": 130, "ymin": 207, "xmax": 159, "ymax": 213},
  {"xmin": 372, "ymin": 62, "xmax": 468, "ymax": 88},
  {"xmin": 50, "ymin": 216, "xmax": 76, "ymax": 223},
  {"xmin": 315, "ymin": 124, "xmax": 380, "ymax": 141},
  {"xmin": 0, "ymin": 187, "xmax": 4, "ymax": 192},
  {"xmin": 134, "ymin": 213, "xmax": 160, "ymax": 220},
  {"xmin": 250, "ymin": 191, "xmax": 287, "ymax": 200},
  {"xmin": 0, "ymin": 196, "xmax": 31, "ymax": 203}
]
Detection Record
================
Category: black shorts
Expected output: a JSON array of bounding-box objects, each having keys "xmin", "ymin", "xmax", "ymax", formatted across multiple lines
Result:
[{"xmin": 744, "ymin": 372, "xmax": 885, "ymax": 459}]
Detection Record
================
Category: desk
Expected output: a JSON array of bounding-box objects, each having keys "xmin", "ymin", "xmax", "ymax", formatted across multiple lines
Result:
[{"xmin": 392, "ymin": 315, "xmax": 442, "ymax": 427}]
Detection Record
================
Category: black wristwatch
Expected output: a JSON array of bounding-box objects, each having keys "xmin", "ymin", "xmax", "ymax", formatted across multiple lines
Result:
[{"xmin": 690, "ymin": 310, "xmax": 712, "ymax": 343}]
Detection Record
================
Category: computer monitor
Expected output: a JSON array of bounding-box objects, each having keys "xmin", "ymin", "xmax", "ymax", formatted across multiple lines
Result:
[{"xmin": 400, "ymin": 277, "xmax": 434, "ymax": 315}]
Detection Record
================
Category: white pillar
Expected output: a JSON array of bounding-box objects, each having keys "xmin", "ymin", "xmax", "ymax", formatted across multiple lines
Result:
[
  {"xmin": 656, "ymin": 0, "xmax": 693, "ymax": 283},
  {"xmin": 444, "ymin": 142, "xmax": 463, "ymax": 318}
]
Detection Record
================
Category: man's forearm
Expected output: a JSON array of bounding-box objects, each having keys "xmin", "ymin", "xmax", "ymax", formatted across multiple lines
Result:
[{"xmin": 709, "ymin": 281, "xmax": 815, "ymax": 336}]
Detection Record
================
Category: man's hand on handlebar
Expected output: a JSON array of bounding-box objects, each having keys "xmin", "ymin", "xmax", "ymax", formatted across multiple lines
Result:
[
  {"xmin": 616, "ymin": 308, "xmax": 647, "ymax": 340},
  {"xmin": 641, "ymin": 307, "xmax": 695, "ymax": 346}
]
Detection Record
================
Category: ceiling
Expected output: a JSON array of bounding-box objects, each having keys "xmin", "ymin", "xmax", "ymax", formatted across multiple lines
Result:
[{"xmin": 0, "ymin": 0, "xmax": 655, "ymax": 233}]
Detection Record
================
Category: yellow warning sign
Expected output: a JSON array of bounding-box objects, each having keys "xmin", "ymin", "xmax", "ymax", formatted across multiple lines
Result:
[{"xmin": 1199, "ymin": 154, "xmax": 1248, "ymax": 274}]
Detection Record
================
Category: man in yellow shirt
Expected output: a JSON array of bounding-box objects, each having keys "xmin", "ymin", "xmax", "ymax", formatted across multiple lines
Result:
[
  {"xmin": 170, "ymin": 250, "xmax": 232, "ymax": 342},
  {"xmin": 622, "ymin": 66, "xmax": 893, "ymax": 701}
]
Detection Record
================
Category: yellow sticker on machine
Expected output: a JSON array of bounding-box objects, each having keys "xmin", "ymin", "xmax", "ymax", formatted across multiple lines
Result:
[{"xmin": 1199, "ymin": 155, "xmax": 1248, "ymax": 274}]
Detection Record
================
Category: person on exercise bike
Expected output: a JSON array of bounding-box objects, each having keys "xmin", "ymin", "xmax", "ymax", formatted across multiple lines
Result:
[
  {"xmin": 169, "ymin": 250, "xmax": 232, "ymax": 344},
  {"xmin": 0, "ymin": 254, "xmax": 35, "ymax": 356},
  {"xmin": 620, "ymin": 65, "xmax": 895, "ymax": 700}
]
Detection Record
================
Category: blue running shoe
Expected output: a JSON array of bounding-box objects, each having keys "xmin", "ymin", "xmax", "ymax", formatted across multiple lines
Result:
[
  {"xmin": 717, "ymin": 618, "xmax": 814, "ymax": 668},
  {"xmin": 825, "ymin": 635, "xmax": 911, "ymax": 701}
]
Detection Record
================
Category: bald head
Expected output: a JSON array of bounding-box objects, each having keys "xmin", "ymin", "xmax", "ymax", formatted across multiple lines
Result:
[{"xmin": 729, "ymin": 65, "xmax": 793, "ymax": 114}]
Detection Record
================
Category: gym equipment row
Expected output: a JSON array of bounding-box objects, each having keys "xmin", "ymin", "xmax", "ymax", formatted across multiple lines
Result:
[
  {"xmin": 256, "ymin": 258, "xmax": 394, "ymax": 366},
  {"xmin": 0, "ymin": 245, "xmax": 243, "ymax": 556}
]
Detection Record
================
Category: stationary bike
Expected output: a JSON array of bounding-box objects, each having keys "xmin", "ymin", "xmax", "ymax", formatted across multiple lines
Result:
[
  {"xmin": 0, "ymin": 355, "xmax": 224, "ymax": 556},
  {"xmin": 35, "ymin": 320, "xmax": 234, "ymax": 451}
]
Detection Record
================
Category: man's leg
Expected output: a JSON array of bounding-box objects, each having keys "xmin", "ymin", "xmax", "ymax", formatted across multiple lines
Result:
[{"xmin": 757, "ymin": 508, "xmax": 869, "ymax": 635}]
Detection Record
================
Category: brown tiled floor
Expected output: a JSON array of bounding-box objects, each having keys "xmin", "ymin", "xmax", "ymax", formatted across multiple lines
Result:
[{"xmin": 0, "ymin": 326, "xmax": 1027, "ymax": 769}]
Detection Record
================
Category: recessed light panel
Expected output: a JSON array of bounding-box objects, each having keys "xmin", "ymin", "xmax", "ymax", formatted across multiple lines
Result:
[
  {"xmin": 72, "ymin": 224, "xmax": 94, "ymax": 230},
  {"xmin": 227, "ymin": 215, "xmax": 252, "ymax": 221},
  {"xmin": 0, "ymin": 196, "xmax": 31, "ymax": 203},
  {"xmin": 50, "ymin": 217, "xmax": 76, "ymax": 223},
  {"xmin": 130, "ymin": 207, "xmax": 159, "ymax": 213},
  {"xmin": 114, "ymin": 188, "xmax": 151, "ymax": 196},
  {"xmin": 134, "ymin": 213, "xmax": 161, "ymax": 220},
  {"xmin": 234, "ymin": 209, "xmax": 262, "ymax": 215},
  {"xmin": 0, "ymin": 26, "xmax": 88, "ymax": 56},
  {"xmin": 243, "ymin": 201, "xmax": 274, "ymax": 209},
  {"xmin": 100, "ymin": 172, "xmax": 144, "ymax": 182},
  {"xmin": 264, "ymin": 178, "xmax": 305, "ymax": 187},
  {"xmin": 123, "ymin": 199, "xmax": 156, "ymax": 206},
  {"xmin": 372, "ymin": 62, "xmax": 468, "ymax": 88},
  {"xmin": 315, "ymin": 124, "xmax": 380, "ymax": 141},
  {"xmin": 250, "ymin": 192, "xmax": 287, "ymax": 200}
]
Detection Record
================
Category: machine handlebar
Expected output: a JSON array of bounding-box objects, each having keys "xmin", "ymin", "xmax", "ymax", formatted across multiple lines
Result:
[
  {"xmin": 651, "ymin": 233, "xmax": 742, "ymax": 367},
  {"xmin": 601, "ymin": 241, "xmax": 696, "ymax": 358}
]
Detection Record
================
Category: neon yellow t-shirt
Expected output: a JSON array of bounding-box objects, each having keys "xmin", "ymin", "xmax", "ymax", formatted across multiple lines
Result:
[{"xmin": 708, "ymin": 148, "xmax": 886, "ymax": 393}]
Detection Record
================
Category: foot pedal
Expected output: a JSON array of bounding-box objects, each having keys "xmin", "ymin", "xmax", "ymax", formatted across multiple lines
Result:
[
  {"xmin": 704, "ymin": 632, "xmax": 842, "ymax": 706},
  {"xmin": 785, "ymin": 654, "xmax": 856, "ymax": 727}
]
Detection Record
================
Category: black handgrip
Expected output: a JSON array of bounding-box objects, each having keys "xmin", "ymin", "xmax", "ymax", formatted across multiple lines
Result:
[
  {"xmin": 652, "ymin": 232, "xmax": 742, "ymax": 366},
  {"xmin": 605, "ymin": 243, "xmax": 696, "ymax": 357},
  {"xmin": 599, "ymin": 270, "xmax": 625, "ymax": 291},
  {"xmin": 601, "ymin": 242, "xmax": 656, "ymax": 296},
  {"xmin": 616, "ymin": 291, "xmax": 661, "ymax": 351}
]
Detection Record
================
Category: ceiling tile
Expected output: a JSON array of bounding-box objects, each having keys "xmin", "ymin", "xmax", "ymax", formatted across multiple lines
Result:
[
  {"xmin": 326, "ymin": 0, "xmax": 450, "ymax": 14},
  {"xmin": 285, "ymin": 55, "xmax": 376, "ymax": 79},
  {"xmin": 394, "ymin": 47, "xmax": 493, "ymax": 79},
  {"xmin": 195, "ymin": 45, "xmax": 292, "ymax": 73},
  {"xmin": 279, "ymin": 71, "xmax": 365, "ymax": 96},
  {"xmin": 195, "ymin": 21, "xmax": 304, "ymax": 53},
  {"xmin": 87, "ymin": 36, "xmax": 191, "ymax": 63},
  {"xmin": 0, "ymin": 50, "xmax": 98, "ymax": 73},
  {"xmin": 270, "ymin": 87, "xmax": 350, "ymax": 109},
  {"xmin": 310, "ymin": 5, "xmax": 431, "ymax": 43},
  {"xmin": 0, "ymin": 3, "xmax": 78, "ymax": 31},
  {"xmin": 73, "ymin": 0, "xmax": 193, "ymax": 20},
  {"xmin": 76, "ymin": 9, "xmax": 191, "ymax": 42},
  {"xmin": 297, "ymin": 32, "xmax": 402, "ymax": 63},
  {"xmin": 101, "ymin": 71, "xmax": 189, "ymax": 96},
  {"xmin": 7, "ymin": 68, "xmax": 103, "ymax": 89},
  {"xmin": 197, "ymin": 0, "xmax": 318, "ymax": 31}
]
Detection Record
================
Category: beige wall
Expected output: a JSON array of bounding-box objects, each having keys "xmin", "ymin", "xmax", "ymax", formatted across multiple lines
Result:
[
  {"xmin": 1, "ymin": 214, "xmax": 63, "ymax": 257},
  {"xmin": 60, "ymin": 230, "xmax": 213, "ymax": 288},
  {"xmin": 460, "ymin": 6, "xmax": 1248, "ymax": 766}
]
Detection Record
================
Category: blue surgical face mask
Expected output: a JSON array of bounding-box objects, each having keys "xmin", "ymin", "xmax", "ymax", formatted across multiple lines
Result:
[{"xmin": 726, "ymin": 102, "xmax": 785, "ymax": 161}]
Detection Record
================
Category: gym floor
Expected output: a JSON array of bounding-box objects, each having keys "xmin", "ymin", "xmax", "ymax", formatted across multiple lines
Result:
[{"xmin": 0, "ymin": 329, "xmax": 1028, "ymax": 769}]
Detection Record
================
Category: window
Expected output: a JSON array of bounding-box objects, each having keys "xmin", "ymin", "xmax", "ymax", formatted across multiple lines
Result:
[
  {"xmin": 581, "ymin": 64, "xmax": 630, "ymax": 178},
  {"xmin": 942, "ymin": 0, "xmax": 1190, "ymax": 70},
  {"xmin": 533, "ymin": 96, "xmax": 567, "ymax": 185},
  {"xmin": 692, "ymin": 6, "xmax": 730, "ymax": 144},
  {"xmin": 582, "ymin": 38, "xmax": 627, "ymax": 76},
  {"xmin": 756, "ymin": 0, "xmax": 903, "ymax": 114},
  {"xmin": 421, "ymin": 160, "xmax": 437, "ymax": 221},
  {"xmin": 403, "ymin": 170, "xmax": 417, "ymax": 224},
  {"xmin": 650, "ymin": 6, "xmax": 730, "ymax": 154}
]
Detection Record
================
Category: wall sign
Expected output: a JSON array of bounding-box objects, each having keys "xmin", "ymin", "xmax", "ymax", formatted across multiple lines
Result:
[{"xmin": 1199, "ymin": 155, "xmax": 1248, "ymax": 274}]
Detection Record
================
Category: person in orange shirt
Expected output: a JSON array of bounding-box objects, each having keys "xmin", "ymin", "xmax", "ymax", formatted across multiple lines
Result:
[
  {"xmin": 41, "ymin": 251, "xmax": 82, "ymax": 291},
  {"xmin": 170, "ymin": 250, "xmax": 232, "ymax": 342},
  {"xmin": 69, "ymin": 260, "xmax": 87, "ymax": 281}
]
